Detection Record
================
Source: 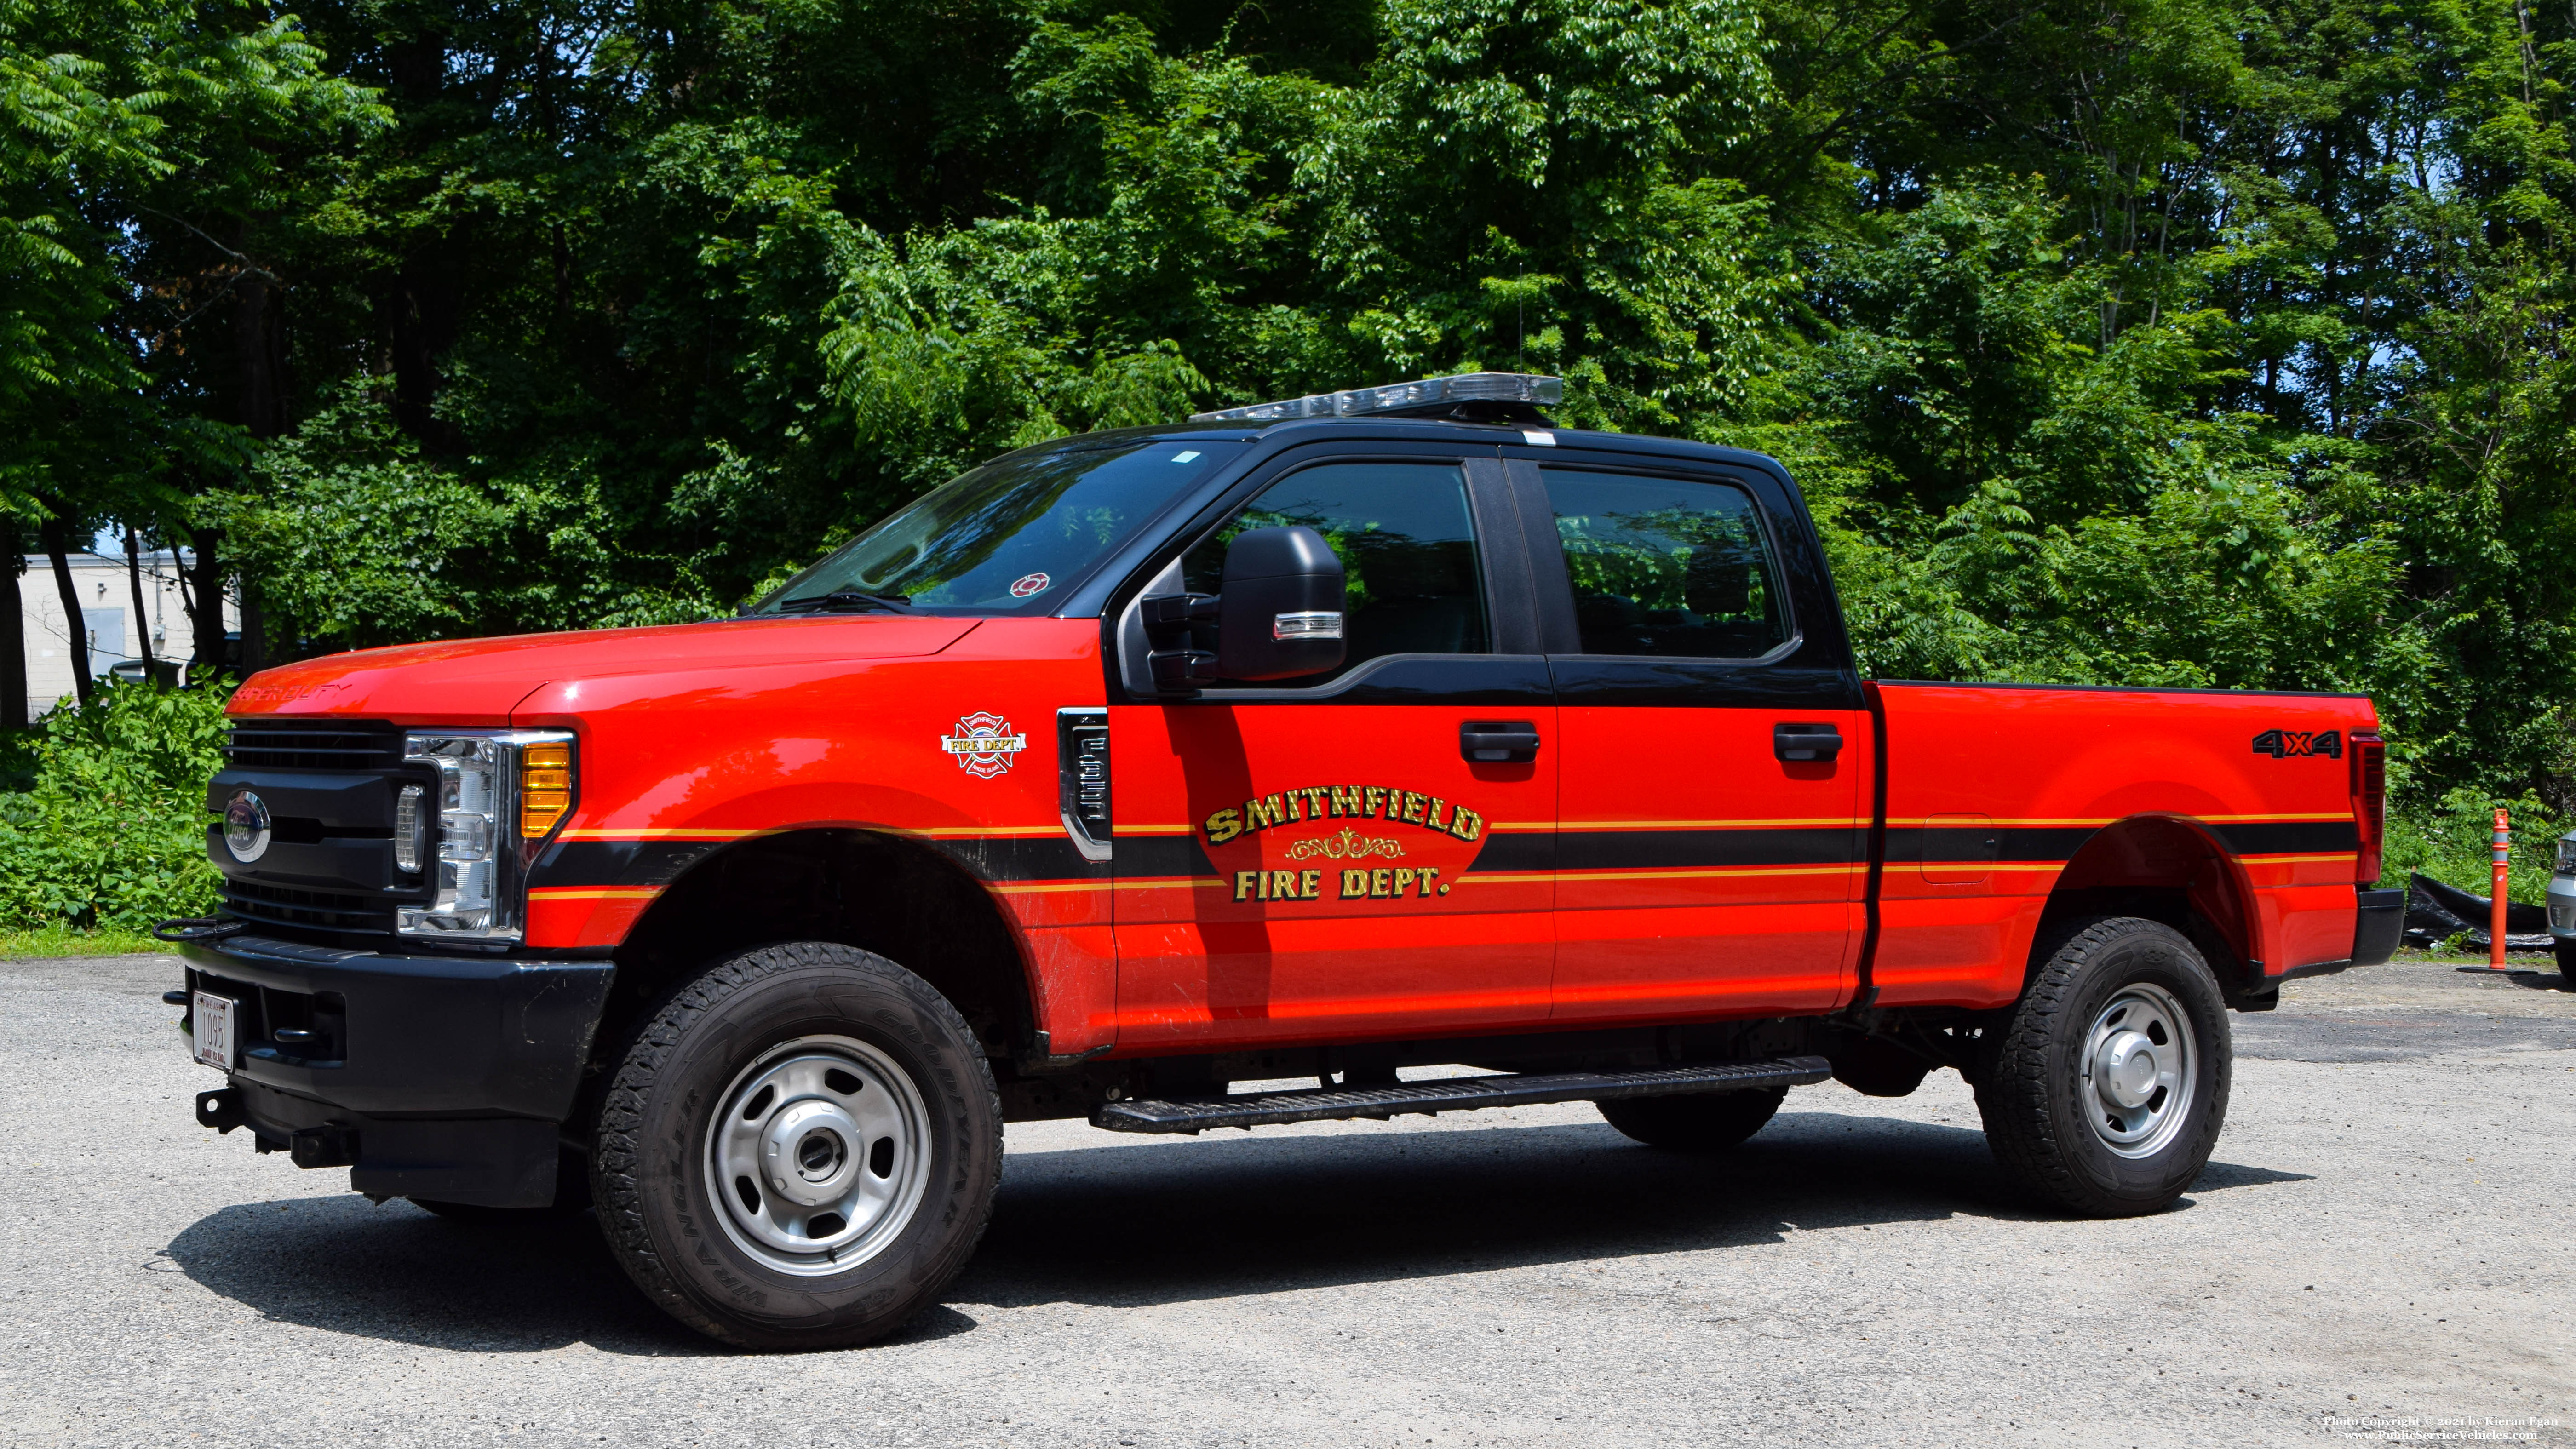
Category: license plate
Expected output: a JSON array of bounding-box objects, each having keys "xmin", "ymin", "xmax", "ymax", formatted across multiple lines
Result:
[{"xmin": 191, "ymin": 991, "xmax": 237, "ymax": 1071}]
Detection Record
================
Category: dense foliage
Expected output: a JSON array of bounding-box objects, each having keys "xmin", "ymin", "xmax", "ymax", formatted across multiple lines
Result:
[
  {"xmin": 0, "ymin": 679, "xmax": 227, "ymax": 929},
  {"xmin": 11, "ymin": 0, "xmax": 2576, "ymax": 906}
]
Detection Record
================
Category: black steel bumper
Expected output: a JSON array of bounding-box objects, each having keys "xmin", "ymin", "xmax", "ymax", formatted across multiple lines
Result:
[
  {"xmin": 2266, "ymin": 887, "xmax": 2407, "ymax": 989},
  {"xmin": 179, "ymin": 933, "xmax": 613, "ymax": 1208},
  {"xmin": 2350, "ymin": 887, "xmax": 2406, "ymax": 968}
]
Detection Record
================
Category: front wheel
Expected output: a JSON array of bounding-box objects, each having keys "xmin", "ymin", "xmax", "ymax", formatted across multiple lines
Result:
[
  {"xmin": 591, "ymin": 942, "xmax": 1003, "ymax": 1350},
  {"xmin": 2554, "ymin": 937, "xmax": 2576, "ymax": 988},
  {"xmin": 1975, "ymin": 916, "xmax": 2231, "ymax": 1217}
]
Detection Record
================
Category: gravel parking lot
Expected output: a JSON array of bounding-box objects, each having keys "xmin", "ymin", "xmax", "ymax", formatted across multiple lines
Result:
[{"xmin": 4, "ymin": 952, "xmax": 2572, "ymax": 1448}]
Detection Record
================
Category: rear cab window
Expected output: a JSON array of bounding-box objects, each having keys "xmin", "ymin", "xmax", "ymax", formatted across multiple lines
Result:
[{"xmin": 1540, "ymin": 470, "xmax": 1790, "ymax": 660}]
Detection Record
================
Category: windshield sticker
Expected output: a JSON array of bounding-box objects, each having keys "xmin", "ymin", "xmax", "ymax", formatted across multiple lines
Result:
[
  {"xmin": 941, "ymin": 712, "xmax": 1029, "ymax": 778},
  {"xmin": 1009, "ymin": 572, "xmax": 1051, "ymax": 598},
  {"xmin": 1171, "ymin": 450, "xmax": 1201, "ymax": 463}
]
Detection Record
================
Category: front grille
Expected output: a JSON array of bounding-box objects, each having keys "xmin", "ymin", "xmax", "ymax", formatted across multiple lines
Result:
[
  {"xmin": 220, "ymin": 879, "xmax": 396, "ymax": 935},
  {"xmin": 223, "ymin": 719, "xmax": 405, "ymax": 771}
]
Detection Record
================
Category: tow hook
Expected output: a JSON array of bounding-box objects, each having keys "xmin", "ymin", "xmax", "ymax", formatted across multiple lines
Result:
[
  {"xmin": 195, "ymin": 1088, "xmax": 245, "ymax": 1134},
  {"xmin": 288, "ymin": 1126, "xmax": 358, "ymax": 1170}
]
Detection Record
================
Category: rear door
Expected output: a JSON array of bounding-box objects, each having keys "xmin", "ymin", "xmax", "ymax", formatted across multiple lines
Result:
[
  {"xmin": 1108, "ymin": 449, "xmax": 1558, "ymax": 1050},
  {"xmin": 1505, "ymin": 446, "xmax": 1867, "ymax": 1023}
]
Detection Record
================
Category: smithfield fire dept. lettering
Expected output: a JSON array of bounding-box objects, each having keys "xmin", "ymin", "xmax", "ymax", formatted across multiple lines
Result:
[
  {"xmin": 1203, "ymin": 785, "xmax": 1484, "ymax": 846},
  {"xmin": 1232, "ymin": 866, "xmax": 1446, "ymax": 901}
]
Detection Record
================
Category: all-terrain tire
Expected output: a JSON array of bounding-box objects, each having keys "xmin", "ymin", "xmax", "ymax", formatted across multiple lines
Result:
[
  {"xmin": 2554, "ymin": 936, "xmax": 2576, "ymax": 988},
  {"xmin": 1975, "ymin": 916, "xmax": 2231, "ymax": 1217},
  {"xmin": 591, "ymin": 941, "xmax": 1003, "ymax": 1350},
  {"xmin": 1597, "ymin": 1086, "xmax": 1787, "ymax": 1150}
]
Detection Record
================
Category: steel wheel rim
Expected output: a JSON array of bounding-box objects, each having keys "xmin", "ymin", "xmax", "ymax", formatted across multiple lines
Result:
[
  {"xmin": 2079, "ymin": 983, "xmax": 2197, "ymax": 1159},
  {"xmin": 703, "ymin": 1034, "xmax": 933, "ymax": 1276}
]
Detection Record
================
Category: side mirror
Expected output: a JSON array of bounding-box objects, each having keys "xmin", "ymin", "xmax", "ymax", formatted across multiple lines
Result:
[
  {"xmin": 1216, "ymin": 525, "xmax": 1347, "ymax": 680},
  {"xmin": 1145, "ymin": 525, "xmax": 1346, "ymax": 691}
]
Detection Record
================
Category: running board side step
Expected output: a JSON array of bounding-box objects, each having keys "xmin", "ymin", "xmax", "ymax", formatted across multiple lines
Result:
[{"xmin": 1091, "ymin": 1056, "xmax": 1834, "ymax": 1134}]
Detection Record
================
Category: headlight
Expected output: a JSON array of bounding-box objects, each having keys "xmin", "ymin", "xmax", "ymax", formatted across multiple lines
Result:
[
  {"xmin": 396, "ymin": 730, "xmax": 575, "ymax": 942},
  {"xmin": 2556, "ymin": 836, "xmax": 2576, "ymax": 874}
]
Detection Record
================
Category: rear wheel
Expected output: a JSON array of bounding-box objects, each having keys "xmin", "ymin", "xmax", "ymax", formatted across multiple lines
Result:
[
  {"xmin": 1976, "ymin": 916, "xmax": 2230, "ymax": 1216},
  {"xmin": 591, "ymin": 941, "xmax": 1003, "ymax": 1350},
  {"xmin": 1597, "ymin": 1086, "xmax": 1786, "ymax": 1150}
]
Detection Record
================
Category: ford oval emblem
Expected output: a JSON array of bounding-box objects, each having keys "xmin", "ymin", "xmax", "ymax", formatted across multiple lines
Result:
[{"xmin": 222, "ymin": 789, "xmax": 272, "ymax": 864}]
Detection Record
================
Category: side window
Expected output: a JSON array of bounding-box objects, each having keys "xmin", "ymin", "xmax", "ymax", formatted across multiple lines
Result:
[
  {"xmin": 1543, "ymin": 470, "xmax": 1789, "ymax": 659},
  {"xmin": 1182, "ymin": 460, "xmax": 1489, "ymax": 685}
]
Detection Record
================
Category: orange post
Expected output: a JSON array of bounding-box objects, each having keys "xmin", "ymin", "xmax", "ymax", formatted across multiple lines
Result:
[{"xmin": 2491, "ymin": 808, "xmax": 2511, "ymax": 970}]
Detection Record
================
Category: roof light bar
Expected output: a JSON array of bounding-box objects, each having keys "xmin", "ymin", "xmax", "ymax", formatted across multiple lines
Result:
[{"xmin": 1189, "ymin": 372, "xmax": 1563, "ymax": 424}]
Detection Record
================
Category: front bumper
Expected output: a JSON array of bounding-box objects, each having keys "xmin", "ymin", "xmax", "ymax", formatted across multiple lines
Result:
[
  {"xmin": 2547, "ymin": 871, "xmax": 2576, "ymax": 941},
  {"xmin": 179, "ymin": 933, "xmax": 613, "ymax": 1207}
]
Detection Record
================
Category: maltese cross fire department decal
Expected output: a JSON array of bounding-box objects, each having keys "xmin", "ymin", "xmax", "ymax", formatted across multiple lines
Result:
[{"xmin": 941, "ymin": 712, "xmax": 1029, "ymax": 778}]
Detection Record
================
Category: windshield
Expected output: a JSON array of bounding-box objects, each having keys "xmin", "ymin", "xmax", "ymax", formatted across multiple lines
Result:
[{"xmin": 754, "ymin": 438, "xmax": 1244, "ymax": 615}]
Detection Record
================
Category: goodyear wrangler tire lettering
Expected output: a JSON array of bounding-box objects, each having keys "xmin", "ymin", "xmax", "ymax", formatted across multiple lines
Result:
[{"xmin": 591, "ymin": 941, "xmax": 1003, "ymax": 1350}]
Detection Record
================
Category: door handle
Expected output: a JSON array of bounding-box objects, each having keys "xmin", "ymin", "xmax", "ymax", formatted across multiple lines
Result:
[
  {"xmin": 1773, "ymin": 722, "xmax": 1843, "ymax": 762},
  {"xmin": 1461, "ymin": 720, "xmax": 1541, "ymax": 763}
]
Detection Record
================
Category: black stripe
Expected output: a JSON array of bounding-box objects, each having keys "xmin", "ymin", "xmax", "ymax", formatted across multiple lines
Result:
[
  {"xmin": 530, "ymin": 830, "xmax": 1115, "ymax": 891},
  {"xmin": 1557, "ymin": 827, "xmax": 1861, "ymax": 871},
  {"xmin": 529, "ymin": 838, "xmax": 728, "ymax": 890},
  {"xmin": 2214, "ymin": 820, "xmax": 2358, "ymax": 855},
  {"xmin": 1884, "ymin": 825, "xmax": 2101, "ymax": 864},
  {"xmin": 1116, "ymin": 834, "xmax": 1219, "ymax": 880},
  {"xmin": 1463, "ymin": 832, "xmax": 1556, "ymax": 874},
  {"xmin": 930, "ymin": 834, "xmax": 1108, "ymax": 882}
]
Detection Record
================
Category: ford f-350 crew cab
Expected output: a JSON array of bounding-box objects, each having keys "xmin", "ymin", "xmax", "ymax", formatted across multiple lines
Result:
[{"xmin": 168, "ymin": 371, "xmax": 2404, "ymax": 1349}]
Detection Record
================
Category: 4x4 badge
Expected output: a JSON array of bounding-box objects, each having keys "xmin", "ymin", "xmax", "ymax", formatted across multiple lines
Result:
[
  {"xmin": 941, "ymin": 712, "xmax": 1029, "ymax": 778},
  {"xmin": 2251, "ymin": 728, "xmax": 2342, "ymax": 759}
]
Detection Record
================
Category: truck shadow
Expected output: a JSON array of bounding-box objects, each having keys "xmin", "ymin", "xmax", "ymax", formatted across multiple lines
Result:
[
  {"xmin": 161, "ymin": 1196, "xmax": 713, "ymax": 1356},
  {"xmin": 960, "ymin": 1111, "xmax": 2311, "ymax": 1310},
  {"xmin": 159, "ymin": 1111, "xmax": 2308, "ymax": 1353}
]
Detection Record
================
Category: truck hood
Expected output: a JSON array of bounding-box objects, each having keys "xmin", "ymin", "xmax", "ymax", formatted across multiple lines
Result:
[{"xmin": 227, "ymin": 615, "xmax": 982, "ymax": 724}]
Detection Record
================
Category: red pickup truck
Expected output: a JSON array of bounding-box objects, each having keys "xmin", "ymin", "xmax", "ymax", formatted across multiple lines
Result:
[{"xmin": 169, "ymin": 372, "xmax": 2399, "ymax": 1350}]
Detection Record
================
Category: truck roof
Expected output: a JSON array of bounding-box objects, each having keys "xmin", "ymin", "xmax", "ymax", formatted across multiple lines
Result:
[{"xmin": 992, "ymin": 369, "xmax": 1792, "ymax": 482}]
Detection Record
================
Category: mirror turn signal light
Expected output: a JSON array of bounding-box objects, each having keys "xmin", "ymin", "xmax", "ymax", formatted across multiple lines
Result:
[{"xmin": 521, "ymin": 741, "xmax": 574, "ymax": 838}]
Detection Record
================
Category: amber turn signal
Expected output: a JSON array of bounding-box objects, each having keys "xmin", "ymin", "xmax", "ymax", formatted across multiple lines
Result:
[{"xmin": 521, "ymin": 741, "xmax": 574, "ymax": 838}]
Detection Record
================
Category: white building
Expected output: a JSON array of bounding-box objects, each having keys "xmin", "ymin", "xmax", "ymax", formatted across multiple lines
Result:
[{"xmin": 14, "ymin": 550, "xmax": 235, "ymax": 722}]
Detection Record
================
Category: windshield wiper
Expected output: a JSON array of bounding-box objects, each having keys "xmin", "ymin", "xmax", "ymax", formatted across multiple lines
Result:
[{"xmin": 772, "ymin": 590, "xmax": 915, "ymax": 615}]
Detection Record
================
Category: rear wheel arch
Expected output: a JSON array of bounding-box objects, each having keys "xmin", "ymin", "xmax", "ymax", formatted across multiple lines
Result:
[
  {"xmin": 595, "ymin": 828, "xmax": 1038, "ymax": 1077},
  {"xmin": 2040, "ymin": 814, "xmax": 2262, "ymax": 1002}
]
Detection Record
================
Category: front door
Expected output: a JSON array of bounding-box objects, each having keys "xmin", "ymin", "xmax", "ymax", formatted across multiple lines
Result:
[
  {"xmin": 1110, "ymin": 454, "xmax": 1557, "ymax": 1050},
  {"xmin": 1516, "ymin": 455, "xmax": 1866, "ymax": 1023}
]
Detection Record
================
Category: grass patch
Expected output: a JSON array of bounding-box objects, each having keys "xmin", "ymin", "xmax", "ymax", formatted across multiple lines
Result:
[{"xmin": 0, "ymin": 924, "xmax": 175, "ymax": 959}]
